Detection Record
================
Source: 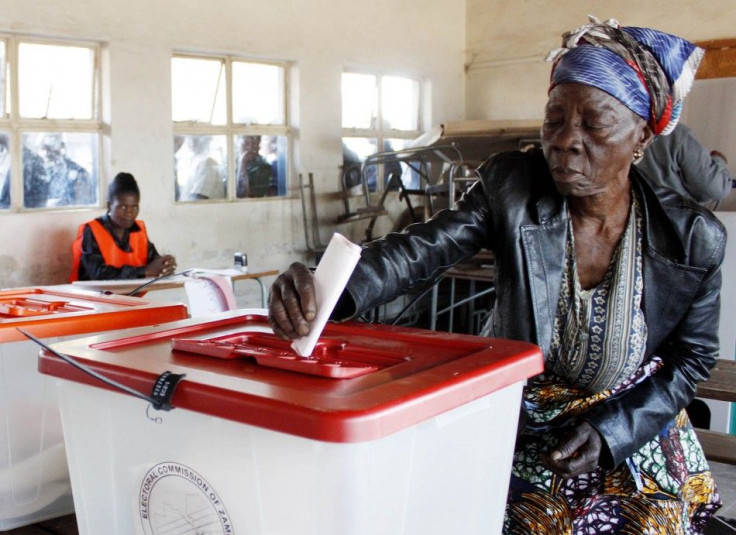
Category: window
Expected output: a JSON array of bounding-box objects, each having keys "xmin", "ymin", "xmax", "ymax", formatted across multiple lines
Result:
[
  {"xmin": 172, "ymin": 55, "xmax": 289, "ymax": 201},
  {"xmin": 0, "ymin": 37, "xmax": 101, "ymax": 210},
  {"xmin": 341, "ymin": 73, "xmax": 422, "ymax": 193}
]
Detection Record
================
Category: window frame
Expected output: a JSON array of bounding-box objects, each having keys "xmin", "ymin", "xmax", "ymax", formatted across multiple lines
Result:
[
  {"xmin": 172, "ymin": 52, "xmax": 291, "ymax": 203},
  {"xmin": 341, "ymin": 71, "xmax": 424, "ymax": 194},
  {"xmin": 0, "ymin": 34, "xmax": 103, "ymax": 211}
]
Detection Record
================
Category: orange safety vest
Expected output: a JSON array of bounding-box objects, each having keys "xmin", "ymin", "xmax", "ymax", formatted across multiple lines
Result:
[{"xmin": 70, "ymin": 219, "xmax": 149, "ymax": 282}]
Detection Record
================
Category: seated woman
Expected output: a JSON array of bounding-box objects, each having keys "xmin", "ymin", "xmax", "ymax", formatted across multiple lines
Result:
[
  {"xmin": 269, "ymin": 17, "xmax": 725, "ymax": 534},
  {"xmin": 70, "ymin": 172, "xmax": 176, "ymax": 281}
]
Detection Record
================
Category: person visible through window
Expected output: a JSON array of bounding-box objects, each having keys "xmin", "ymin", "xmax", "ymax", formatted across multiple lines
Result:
[
  {"xmin": 182, "ymin": 136, "xmax": 225, "ymax": 200},
  {"xmin": 41, "ymin": 133, "xmax": 95, "ymax": 207},
  {"xmin": 236, "ymin": 135, "xmax": 275, "ymax": 198},
  {"xmin": 70, "ymin": 172, "xmax": 176, "ymax": 281},
  {"xmin": 23, "ymin": 144, "xmax": 48, "ymax": 209},
  {"xmin": 0, "ymin": 134, "xmax": 10, "ymax": 209}
]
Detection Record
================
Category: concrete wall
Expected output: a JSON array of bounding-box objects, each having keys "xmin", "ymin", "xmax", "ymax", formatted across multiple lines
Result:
[
  {"xmin": 0, "ymin": 0, "xmax": 466, "ymax": 300},
  {"xmin": 465, "ymin": 1, "xmax": 736, "ymax": 121},
  {"xmin": 465, "ymin": 1, "xmax": 736, "ymax": 432}
]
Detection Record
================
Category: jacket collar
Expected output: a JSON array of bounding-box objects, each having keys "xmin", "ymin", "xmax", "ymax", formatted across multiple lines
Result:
[{"xmin": 523, "ymin": 167, "xmax": 700, "ymax": 357}]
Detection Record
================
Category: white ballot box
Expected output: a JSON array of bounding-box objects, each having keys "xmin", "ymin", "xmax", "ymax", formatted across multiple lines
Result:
[
  {"xmin": 0, "ymin": 286, "xmax": 188, "ymax": 531},
  {"xmin": 39, "ymin": 310, "xmax": 542, "ymax": 535}
]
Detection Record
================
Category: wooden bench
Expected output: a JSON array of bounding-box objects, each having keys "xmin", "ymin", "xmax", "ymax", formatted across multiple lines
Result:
[{"xmin": 695, "ymin": 358, "xmax": 736, "ymax": 465}]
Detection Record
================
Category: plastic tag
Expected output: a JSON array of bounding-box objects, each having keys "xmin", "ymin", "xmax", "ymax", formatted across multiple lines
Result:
[{"xmin": 150, "ymin": 371, "xmax": 186, "ymax": 411}]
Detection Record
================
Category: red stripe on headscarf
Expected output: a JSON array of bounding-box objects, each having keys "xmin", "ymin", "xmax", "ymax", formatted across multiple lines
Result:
[
  {"xmin": 624, "ymin": 58, "xmax": 670, "ymax": 134},
  {"xmin": 652, "ymin": 97, "xmax": 673, "ymax": 135}
]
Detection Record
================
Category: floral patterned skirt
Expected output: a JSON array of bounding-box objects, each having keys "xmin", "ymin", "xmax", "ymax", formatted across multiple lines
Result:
[{"xmin": 504, "ymin": 360, "xmax": 721, "ymax": 534}]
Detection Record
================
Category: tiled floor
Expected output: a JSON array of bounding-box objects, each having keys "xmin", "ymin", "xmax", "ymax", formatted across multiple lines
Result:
[{"xmin": 6, "ymin": 462, "xmax": 736, "ymax": 534}]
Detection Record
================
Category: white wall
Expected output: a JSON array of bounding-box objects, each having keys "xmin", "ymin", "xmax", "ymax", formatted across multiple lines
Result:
[
  {"xmin": 465, "ymin": 0, "xmax": 736, "ymax": 122},
  {"xmin": 0, "ymin": 0, "xmax": 466, "ymax": 300},
  {"xmin": 464, "ymin": 2, "xmax": 736, "ymax": 432}
]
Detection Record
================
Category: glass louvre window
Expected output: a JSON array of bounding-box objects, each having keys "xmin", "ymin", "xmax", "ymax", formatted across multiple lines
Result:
[
  {"xmin": 341, "ymin": 73, "xmax": 422, "ymax": 194},
  {"xmin": 23, "ymin": 132, "xmax": 98, "ymax": 208},
  {"xmin": 171, "ymin": 57, "xmax": 226, "ymax": 125},
  {"xmin": 0, "ymin": 38, "xmax": 101, "ymax": 210},
  {"xmin": 234, "ymin": 134, "xmax": 287, "ymax": 198},
  {"xmin": 0, "ymin": 132, "xmax": 8, "ymax": 209},
  {"xmin": 381, "ymin": 76, "xmax": 419, "ymax": 131},
  {"xmin": 341, "ymin": 137, "xmax": 377, "ymax": 192},
  {"xmin": 172, "ymin": 55, "xmax": 289, "ymax": 201},
  {"xmin": 18, "ymin": 43, "xmax": 96, "ymax": 120},
  {"xmin": 174, "ymin": 134, "xmax": 227, "ymax": 201},
  {"xmin": 383, "ymin": 138, "xmax": 420, "ymax": 190},
  {"xmin": 232, "ymin": 62, "xmax": 284, "ymax": 125},
  {"xmin": 342, "ymin": 73, "xmax": 377, "ymax": 130},
  {"xmin": 0, "ymin": 41, "xmax": 6, "ymax": 119}
]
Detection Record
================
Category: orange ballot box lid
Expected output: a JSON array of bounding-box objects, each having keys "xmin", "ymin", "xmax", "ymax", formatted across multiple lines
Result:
[
  {"xmin": 0, "ymin": 286, "xmax": 188, "ymax": 341},
  {"xmin": 39, "ymin": 310, "xmax": 543, "ymax": 443}
]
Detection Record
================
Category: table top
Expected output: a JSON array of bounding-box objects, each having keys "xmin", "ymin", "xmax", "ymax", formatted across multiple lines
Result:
[
  {"xmin": 441, "ymin": 250, "xmax": 494, "ymax": 282},
  {"xmin": 71, "ymin": 268, "xmax": 279, "ymax": 295},
  {"xmin": 697, "ymin": 358, "xmax": 736, "ymax": 403}
]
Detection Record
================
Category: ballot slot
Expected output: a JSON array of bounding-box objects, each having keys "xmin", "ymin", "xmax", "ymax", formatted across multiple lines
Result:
[
  {"xmin": 0, "ymin": 297, "xmax": 92, "ymax": 318},
  {"xmin": 171, "ymin": 331, "xmax": 408, "ymax": 379}
]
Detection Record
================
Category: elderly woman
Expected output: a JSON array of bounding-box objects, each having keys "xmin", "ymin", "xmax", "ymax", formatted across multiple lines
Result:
[{"xmin": 269, "ymin": 18, "xmax": 725, "ymax": 534}]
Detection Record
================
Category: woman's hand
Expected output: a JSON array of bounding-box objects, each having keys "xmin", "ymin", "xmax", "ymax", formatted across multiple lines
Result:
[
  {"xmin": 268, "ymin": 262, "xmax": 316, "ymax": 340},
  {"xmin": 542, "ymin": 421, "xmax": 603, "ymax": 478},
  {"xmin": 144, "ymin": 255, "xmax": 177, "ymax": 278}
]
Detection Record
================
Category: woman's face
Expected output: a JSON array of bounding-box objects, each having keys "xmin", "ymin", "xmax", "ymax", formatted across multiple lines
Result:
[
  {"xmin": 541, "ymin": 83, "xmax": 653, "ymax": 198},
  {"xmin": 108, "ymin": 192, "xmax": 140, "ymax": 231}
]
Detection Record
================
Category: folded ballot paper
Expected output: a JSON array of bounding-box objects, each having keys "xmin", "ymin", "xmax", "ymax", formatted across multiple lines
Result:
[{"xmin": 291, "ymin": 233, "xmax": 362, "ymax": 357}]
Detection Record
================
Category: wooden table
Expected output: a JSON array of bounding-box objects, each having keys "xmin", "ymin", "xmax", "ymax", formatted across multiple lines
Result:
[
  {"xmin": 697, "ymin": 358, "xmax": 736, "ymax": 403},
  {"xmin": 71, "ymin": 269, "xmax": 279, "ymax": 308},
  {"xmin": 695, "ymin": 358, "xmax": 736, "ymax": 465}
]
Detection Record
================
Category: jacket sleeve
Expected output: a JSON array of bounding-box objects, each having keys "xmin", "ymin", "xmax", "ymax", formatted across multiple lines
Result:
[
  {"xmin": 674, "ymin": 125, "xmax": 733, "ymax": 203},
  {"xmin": 585, "ymin": 218, "xmax": 726, "ymax": 468},
  {"xmin": 80, "ymin": 225, "xmax": 147, "ymax": 280},
  {"xmin": 334, "ymin": 181, "xmax": 494, "ymax": 319}
]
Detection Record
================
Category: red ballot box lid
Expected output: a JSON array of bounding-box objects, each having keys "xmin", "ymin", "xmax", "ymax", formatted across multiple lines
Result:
[
  {"xmin": 39, "ymin": 310, "xmax": 543, "ymax": 443},
  {"xmin": 0, "ymin": 286, "xmax": 188, "ymax": 342}
]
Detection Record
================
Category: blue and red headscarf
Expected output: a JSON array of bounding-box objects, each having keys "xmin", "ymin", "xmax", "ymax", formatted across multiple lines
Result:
[{"xmin": 547, "ymin": 17, "xmax": 704, "ymax": 135}]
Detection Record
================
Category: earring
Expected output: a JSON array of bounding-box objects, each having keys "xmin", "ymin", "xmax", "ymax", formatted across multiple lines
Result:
[{"xmin": 633, "ymin": 147, "xmax": 644, "ymax": 160}]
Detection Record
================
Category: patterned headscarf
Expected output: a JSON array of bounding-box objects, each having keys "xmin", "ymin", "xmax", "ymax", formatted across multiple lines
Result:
[{"xmin": 547, "ymin": 16, "xmax": 704, "ymax": 135}]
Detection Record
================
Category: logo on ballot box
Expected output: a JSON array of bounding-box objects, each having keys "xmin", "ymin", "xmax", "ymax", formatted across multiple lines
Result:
[{"xmin": 139, "ymin": 461, "xmax": 233, "ymax": 534}]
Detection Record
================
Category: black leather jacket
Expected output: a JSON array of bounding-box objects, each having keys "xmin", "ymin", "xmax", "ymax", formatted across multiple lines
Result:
[{"xmin": 339, "ymin": 149, "xmax": 727, "ymax": 467}]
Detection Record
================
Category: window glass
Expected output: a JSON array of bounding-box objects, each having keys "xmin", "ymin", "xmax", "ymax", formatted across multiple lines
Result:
[
  {"xmin": 381, "ymin": 76, "xmax": 419, "ymax": 131},
  {"xmin": 0, "ymin": 132, "xmax": 9, "ymax": 209},
  {"xmin": 232, "ymin": 62, "xmax": 284, "ymax": 125},
  {"xmin": 341, "ymin": 72, "xmax": 423, "ymax": 197},
  {"xmin": 383, "ymin": 138, "xmax": 421, "ymax": 190},
  {"xmin": 174, "ymin": 135, "xmax": 227, "ymax": 201},
  {"xmin": 234, "ymin": 134, "xmax": 287, "ymax": 198},
  {"xmin": 0, "ymin": 41, "xmax": 6, "ymax": 118},
  {"xmin": 342, "ymin": 137, "xmax": 378, "ymax": 192},
  {"xmin": 23, "ymin": 132, "xmax": 98, "ymax": 208},
  {"xmin": 173, "ymin": 55, "xmax": 290, "ymax": 202},
  {"xmin": 18, "ymin": 43, "xmax": 96, "ymax": 120},
  {"xmin": 342, "ymin": 73, "xmax": 377, "ymax": 129},
  {"xmin": 172, "ymin": 57, "xmax": 227, "ymax": 125}
]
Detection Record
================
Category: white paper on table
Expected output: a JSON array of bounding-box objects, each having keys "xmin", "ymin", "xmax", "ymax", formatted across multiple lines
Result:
[
  {"xmin": 291, "ymin": 233, "xmax": 362, "ymax": 357},
  {"xmin": 184, "ymin": 273, "xmax": 238, "ymax": 317}
]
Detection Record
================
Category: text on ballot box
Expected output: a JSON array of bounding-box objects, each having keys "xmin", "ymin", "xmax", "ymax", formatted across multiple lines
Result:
[
  {"xmin": 0, "ymin": 286, "xmax": 188, "ymax": 531},
  {"xmin": 38, "ymin": 309, "xmax": 543, "ymax": 535}
]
